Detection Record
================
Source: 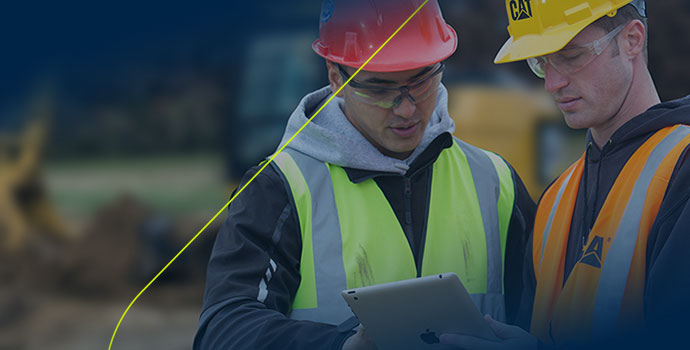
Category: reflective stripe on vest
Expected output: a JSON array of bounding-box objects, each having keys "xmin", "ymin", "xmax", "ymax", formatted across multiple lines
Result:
[
  {"xmin": 531, "ymin": 125, "xmax": 690, "ymax": 345},
  {"xmin": 273, "ymin": 139, "xmax": 515, "ymax": 325}
]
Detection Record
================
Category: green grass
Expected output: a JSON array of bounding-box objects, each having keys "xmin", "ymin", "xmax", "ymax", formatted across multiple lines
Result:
[{"xmin": 44, "ymin": 154, "xmax": 231, "ymax": 220}]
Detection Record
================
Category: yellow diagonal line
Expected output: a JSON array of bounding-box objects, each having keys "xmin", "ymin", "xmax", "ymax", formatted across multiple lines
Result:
[{"xmin": 108, "ymin": 1, "xmax": 429, "ymax": 348}]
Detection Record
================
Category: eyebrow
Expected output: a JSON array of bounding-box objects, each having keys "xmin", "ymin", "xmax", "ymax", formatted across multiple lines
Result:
[
  {"xmin": 361, "ymin": 77, "xmax": 398, "ymax": 84},
  {"xmin": 561, "ymin": 44, "xmax": 585, "ymax": 51},
  {"xmin": 409, "ymin": 66, "xmax": 434, "ymax": 80},
  {"xmin": 360, "ymin": 66, "xmax": 435, "ymax": 85}
]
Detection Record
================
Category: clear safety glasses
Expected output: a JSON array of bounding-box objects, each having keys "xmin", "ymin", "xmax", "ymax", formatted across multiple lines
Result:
[
  {"xmin": 338, "ymin": 62, "xmax": 445, "ymax": 109},
  {"xmin": 527, "ymin": 25, "xmax": 624, "ymax": 79}
]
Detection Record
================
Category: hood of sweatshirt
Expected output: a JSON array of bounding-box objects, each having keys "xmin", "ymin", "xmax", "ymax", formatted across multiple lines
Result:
[
  {"xmin": 586, "ymin": 95, "xmax": 690, "ymax": 157},
  {"xmin": 275, "ymin": 84, "xmax": 455, "ymax": 175},
  {"xmin": 562, "ymin": 95, "xmax": 690, "ymax": 282}
]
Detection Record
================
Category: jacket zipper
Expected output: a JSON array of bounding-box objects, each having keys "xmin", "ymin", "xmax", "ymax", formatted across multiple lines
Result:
[
  {"xmin": 403, "ymin": 177, "xmax": 414, "ymax": 242},
  {"xmin": 403, "ymin": 176, "xmax": 422, "ymax": 277},
  {"xmin": 583, "ymin": 140, "xmax": 610, "ymax": 250}
]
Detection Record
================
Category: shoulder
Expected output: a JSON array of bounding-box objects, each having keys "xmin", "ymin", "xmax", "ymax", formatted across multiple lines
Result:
[
  {"xmin": 645, "ymin": 142, "xmax": 690, "ymax": 261},
  {"xmin": 451, "ymin": 136, "xmax": 516, "ymax": 171},
  {"xmin": 229, "ymin": 160, "xmax": 292, "ymax": 212},
  {"xmin": 450, "ymin": 136, "xmax": 505, "ymax": 167},
  {"xmin": 451, "ymin": 136, "xmax": 536, "ymax": 213},
  {"xmin": 241, "ymin": 161, "xmax": 287, "ymax": 189},
  {"xmin": 653, "ymin": 142, "xmax": 690, "ymax": 222},
  {"xmin": 452, "ymin": 136, "xmax": 526, "ymax": 190},
  {"xmin": 222, "ymin": 159, "xmax": 302, "ymax": 248}
]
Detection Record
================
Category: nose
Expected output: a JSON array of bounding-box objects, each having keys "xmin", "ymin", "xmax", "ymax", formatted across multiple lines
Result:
[
  {"xmin": 392, "ymin": 94, "xmax": 416, "ymax": 119},
  {"xmin": 544, "ymin": 63, "xmax": 569, "ymax": 94}
]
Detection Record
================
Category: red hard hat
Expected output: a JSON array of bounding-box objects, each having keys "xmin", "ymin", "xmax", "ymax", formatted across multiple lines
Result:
[{"xmin": 312, "ymin": 0, "xmax": 458, "ymax": 72}]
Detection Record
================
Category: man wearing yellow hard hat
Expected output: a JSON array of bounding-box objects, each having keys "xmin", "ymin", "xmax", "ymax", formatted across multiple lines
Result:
[{"xmin": 442, "ymin": 0, "xmax": 690, "ymax": 348}]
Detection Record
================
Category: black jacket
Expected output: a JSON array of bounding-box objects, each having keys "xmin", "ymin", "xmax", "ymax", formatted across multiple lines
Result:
[
  {"xmin": 194, "ymin": 132, "xmax": 536, "ymax": 350},
  {"xmin": 516, "ymin": 96, "xmax": 690, "ymax": 340}
]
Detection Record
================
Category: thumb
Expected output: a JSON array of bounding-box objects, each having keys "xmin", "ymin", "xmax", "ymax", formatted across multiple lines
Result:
[{"xmin": 484, "ymin": 315, "xmax": 523, "ymax": 339}]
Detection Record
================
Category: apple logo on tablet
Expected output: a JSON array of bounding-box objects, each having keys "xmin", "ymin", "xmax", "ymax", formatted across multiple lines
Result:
[{"xmin": 419, "ymin": 329, "xmax": 440, "ymax": 344}]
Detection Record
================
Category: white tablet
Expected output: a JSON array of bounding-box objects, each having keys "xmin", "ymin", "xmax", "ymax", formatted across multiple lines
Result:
[{"xmin": 341, "ymin": 272, "xmax": 498, "ymax": 350}]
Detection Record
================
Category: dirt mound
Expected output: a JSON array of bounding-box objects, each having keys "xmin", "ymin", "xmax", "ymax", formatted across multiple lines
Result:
[{"xmin": 57, "ymin": 194, "xmax": 151, "ymax": 297}]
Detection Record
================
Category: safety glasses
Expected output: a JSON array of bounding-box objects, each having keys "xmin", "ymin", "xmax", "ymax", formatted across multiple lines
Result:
[
  {"xmin": 527, "ymin": 25, "xmax": 624, "ymax": 79},
  {"xmin": 338, "ymin": 63, "xmax": 444, "ymax": 109}
]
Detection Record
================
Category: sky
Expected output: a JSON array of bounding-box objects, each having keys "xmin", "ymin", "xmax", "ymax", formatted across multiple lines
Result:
[{"xmin": 0, "ymin": 1, "xmax": 316, "ymax": 118}]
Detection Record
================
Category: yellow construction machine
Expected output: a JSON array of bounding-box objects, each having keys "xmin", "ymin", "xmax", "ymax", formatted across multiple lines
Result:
[
  {"xmin": 448, "ymin": 84, "xmax": 586, "ymax": 199},
  {"xmin": 0, "ymin": 116, "xmax": 68, "ymax": 252}
]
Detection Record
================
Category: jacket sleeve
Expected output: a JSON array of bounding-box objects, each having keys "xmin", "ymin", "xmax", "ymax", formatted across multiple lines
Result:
[
  {"xmin": 643, "ymin": 146, "xmax": 690, "ymax": 338},
  {"xmin": 503, "ymin": 164, "xmax": 537, "ymax": 325},
  {"xmin": 512, "ymin": 175, "xmax": 560, "ymax": 332},
  {"xmin": 513, "ymin": 232, "xmax": 536, "ymax": 332},
  {"xmin": 193, "ymin": 163, "xmax": 352, "ymax": 350}
]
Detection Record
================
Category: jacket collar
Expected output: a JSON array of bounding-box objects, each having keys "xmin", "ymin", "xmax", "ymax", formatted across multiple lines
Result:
[
  {"xmin": 586, "ymin": 95, "xmax": 690, "ymax": 156},
  {"xmin": 343, "ymin": 132, "xmax": 453, "ymax": 183}
]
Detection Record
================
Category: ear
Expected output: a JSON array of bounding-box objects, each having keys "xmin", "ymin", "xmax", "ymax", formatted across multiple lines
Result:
[
  {"xmin": 621, "ymin": 19, "xmax": 645, "ymax": 60},
  {"xmin": 326, "ymin": 60, "xmax": 345, "ymax": 97}
]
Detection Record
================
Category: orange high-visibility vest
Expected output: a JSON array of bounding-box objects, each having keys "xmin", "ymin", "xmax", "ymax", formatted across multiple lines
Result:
[{"xmin": 531, "ymin": 125, "xmax": 690, "ymax": 345}]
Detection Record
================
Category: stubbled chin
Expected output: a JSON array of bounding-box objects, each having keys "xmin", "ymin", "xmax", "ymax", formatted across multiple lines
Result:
[
  {"xmin": 563, "ymin": 113, "xmax": 592, "ymax": 130},
  {"xmin": 384, "ymin": 137, "xmax": 421, "ymax": 155}
]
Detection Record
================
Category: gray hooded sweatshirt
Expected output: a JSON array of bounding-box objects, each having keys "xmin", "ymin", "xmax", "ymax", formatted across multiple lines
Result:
[{"xmin": 276, "ymin": 84, "xmax": 455, "ymax": 174}]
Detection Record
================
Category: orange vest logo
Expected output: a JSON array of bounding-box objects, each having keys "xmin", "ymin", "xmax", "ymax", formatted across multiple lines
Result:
[
  {"xmin": 510, "ymin": 0, "xmax": 533, "ymax": 21},
  {"xmin": 579, "ymin": 235, "xmax": 603, "ymax": 268}
]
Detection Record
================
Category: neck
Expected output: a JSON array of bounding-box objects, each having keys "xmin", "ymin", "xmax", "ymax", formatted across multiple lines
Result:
[{"xmin": 590, "ymin": 64, "xmax": 660, "ymax": 149}]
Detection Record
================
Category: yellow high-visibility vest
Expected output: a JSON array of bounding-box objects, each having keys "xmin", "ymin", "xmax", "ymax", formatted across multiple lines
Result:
[{"xmin": 273, "ymin": 139, "xmax": 515, "ymax": 325}]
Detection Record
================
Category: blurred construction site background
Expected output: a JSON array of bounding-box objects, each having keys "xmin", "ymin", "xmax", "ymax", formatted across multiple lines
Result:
[{"xmin": 1, "ymin": 1, "xmax": 688, "ymax": 349}]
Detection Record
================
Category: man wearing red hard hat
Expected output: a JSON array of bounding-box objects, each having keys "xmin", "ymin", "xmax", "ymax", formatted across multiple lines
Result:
[{"xmin": 194, "ymin": 1, "xmax": 535, "ymax": 349}]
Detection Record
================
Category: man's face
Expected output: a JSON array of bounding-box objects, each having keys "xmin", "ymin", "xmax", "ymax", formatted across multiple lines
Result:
[
  {"xmin": 543, "ymin": 24, "xmax": 632, "ymax": 132},
  {"xmin": 328, "ymin": 62, "xmax": 441, "ymax": 160}
]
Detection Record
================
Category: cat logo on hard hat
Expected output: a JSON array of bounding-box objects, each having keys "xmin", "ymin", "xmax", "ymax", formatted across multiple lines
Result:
[{"xmin": 510, "ymin": 0, "xmax": 533, "ymax": 21}]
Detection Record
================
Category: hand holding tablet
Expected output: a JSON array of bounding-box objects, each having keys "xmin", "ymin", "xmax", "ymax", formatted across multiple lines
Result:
[{"xmin": 341, "ymin": 272, "xmax": 499, "ymax": 350}]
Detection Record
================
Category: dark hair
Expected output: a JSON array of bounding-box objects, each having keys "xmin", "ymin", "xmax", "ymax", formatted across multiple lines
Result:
[{"xmin": 591, "ymin": 4, "xmax": 648, "ymax": 63}]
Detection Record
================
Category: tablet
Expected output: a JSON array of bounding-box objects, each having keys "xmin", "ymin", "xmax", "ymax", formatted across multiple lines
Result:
[{"xmin": 341, "ymin": 272, "xmax": 498, "ymax": 350}]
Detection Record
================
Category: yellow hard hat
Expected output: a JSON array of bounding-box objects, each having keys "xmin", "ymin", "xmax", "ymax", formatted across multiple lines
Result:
[{"xmin": 494, "ymin": 0, "xmax": 646, "ymax": 64}]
